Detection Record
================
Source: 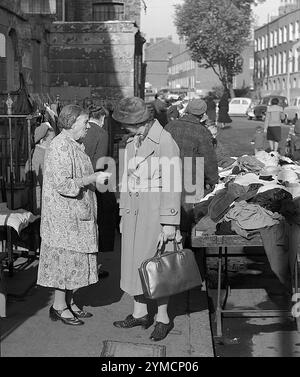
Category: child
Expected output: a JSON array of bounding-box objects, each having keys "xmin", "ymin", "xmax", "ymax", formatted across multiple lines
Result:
[{"xmin": 251, "ymin": 125, "xmax": 265, "ymax": 155}]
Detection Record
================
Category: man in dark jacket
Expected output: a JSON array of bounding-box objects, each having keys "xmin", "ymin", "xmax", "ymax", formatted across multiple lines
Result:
[
  {"xmin": 83, "ymin": 105, "xmax": 116, "ymax": 279},
  {"xmin": 152, "ymin": 91, "xmax": 168, "ymax": 127},
  {"xmin": 165, "ymin": 98, "xmax": 219, "ymax": 246}
]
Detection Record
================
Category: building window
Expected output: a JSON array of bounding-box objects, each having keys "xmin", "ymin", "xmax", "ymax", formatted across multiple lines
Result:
[
  {"xmin": 284, "ymin": 26, "xmax": 288, "ymax": 42},
  {"xmin": 93, "ymin": 2, "xmax": 125, "ymax": 21},
  {"xmin": 262, "ymin": 36, "xmax": 265, "ymax": 50},
  {"xmin": 289, "ymin": 49, "xmax": 293, "ymax": 73},
  {"xmin": 283, "ymin": 51, "xmax": 287, "ymax": 73},
  {"xmin": 289, "ymin": 23, "xmax": 294, "ymax": 41},
  {"xmin": 293, "ymin": 77, "xmax": 297, "ymax": 88},
  {"xmin": 279, "ymin": 28, "xmax": 283, "ymax": 44},
  {"xmin": 270, "ymin": 32, "xmax": 273, "ymax": 48},
  {"xmin": 278, "ymin": 52, "xmax": 282, "ymax": 74},
  {"xmin": 274, "ymin": 30, "xmax": 278, "ymax": 46},
  {"xmin": 296, "ymin": 21, "xmax": 300, "ymax": 39},
  {"xmin": 270, "ymin": 55, "xmax": 273, "ymax": 76},
  {"xmin": 274, "ymin": 53, "xmax": 277, "ymax": 75},
  {"xmin": 21, "ymin": 0, "xmax": 56, "ymax": 14},
  {"xmin": 0, "ymin": 33, "xmax": 5, "ymax": 57}
]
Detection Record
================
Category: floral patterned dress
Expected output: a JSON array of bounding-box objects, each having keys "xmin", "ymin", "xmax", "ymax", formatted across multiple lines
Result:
[{"xmin": 37, "ymin": 131, "xmax": 99, "ymax": 290}]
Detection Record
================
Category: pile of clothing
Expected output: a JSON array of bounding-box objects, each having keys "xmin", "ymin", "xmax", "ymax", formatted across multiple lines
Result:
[{"xmin": 193, "ymin": 151, "xmax": 300, "ymax": 292}]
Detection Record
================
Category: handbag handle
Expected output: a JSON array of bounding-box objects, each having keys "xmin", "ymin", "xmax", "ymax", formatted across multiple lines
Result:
[{"xmin": 156, "ymin": 239, "xmax": 183, "ymax": 257}]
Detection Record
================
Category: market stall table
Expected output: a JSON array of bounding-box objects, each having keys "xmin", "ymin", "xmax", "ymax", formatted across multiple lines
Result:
[{"xmin": 192, "ymin": 227, "xmax": 300, "ymax": 337}]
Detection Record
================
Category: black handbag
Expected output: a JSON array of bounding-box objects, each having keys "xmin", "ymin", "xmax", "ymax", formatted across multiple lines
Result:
[{"xmin": 139, "ymin": 241, "xmax": 202, "ymax": 300}]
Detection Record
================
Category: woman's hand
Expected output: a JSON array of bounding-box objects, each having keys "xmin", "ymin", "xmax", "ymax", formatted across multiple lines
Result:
[
  {"xmin": 157, "ymin": 225, "xmax": 177, "ymax": 249},
  {"xmin": 84, "ymin": 172, "xmax": 111, "ymax": 186}
]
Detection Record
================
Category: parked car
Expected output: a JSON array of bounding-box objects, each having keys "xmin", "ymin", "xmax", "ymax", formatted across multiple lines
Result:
[
  {"xmin": 228, "ymin": 97, "xmax": 252, "ymax": 116},
  {"xmin": 253, "ymin": 95, "xmax": 288, "ymax": 121},
  {"xmin": 246, "ymin": 99, "xmax": 260, "ymax": 120},
  {"xmin": 284, "ymin": 97, "xmax": 300, "ymax": 124}
]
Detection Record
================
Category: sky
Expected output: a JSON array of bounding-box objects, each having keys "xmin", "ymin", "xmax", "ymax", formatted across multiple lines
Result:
[{"xmin": 140, "ymin": 0, "xmax": 282, "ymax": 43}]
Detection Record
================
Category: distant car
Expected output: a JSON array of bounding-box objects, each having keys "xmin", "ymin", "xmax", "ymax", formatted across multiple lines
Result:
[
  {"xmin": 284, "ymin": 97, "xmax": 300, "ymax": 124},
  {"xmin": 253, "ymin": 95, "xmax": 288, "ymax": 121},
  {"xmin": 246, "ymin": 99, "xmax": 260, "ymax": 120},
  {"xmin": 228, "ymin": 97, "xmax": 252, "ymax": 116}
]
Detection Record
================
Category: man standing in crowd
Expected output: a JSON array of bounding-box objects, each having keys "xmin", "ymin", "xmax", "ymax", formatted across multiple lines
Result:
[
  {"xmin": 83, "ymin": 102, "xmax": 116, "ymax": 279},
  {"xmin": 152, "ymin": 91, "xmax": 168, "ymax": 127},
  {"xmin": 165, "ymin": 98, "xmax": 219, "ymax": 247}
]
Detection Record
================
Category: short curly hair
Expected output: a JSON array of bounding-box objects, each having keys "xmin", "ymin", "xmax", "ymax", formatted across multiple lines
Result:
[{"xmin": 58, "ymin": 104, "xmax": 88, "ymax": 130}]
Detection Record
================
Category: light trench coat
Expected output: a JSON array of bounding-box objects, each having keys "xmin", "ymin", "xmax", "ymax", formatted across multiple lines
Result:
[
  {"xmin": 119, "ymin": 120, "xmax": 181, "ymax": 296},
  {"xmin": 41, "ymin": 131, "xmax": 98, "ymax": 254}
]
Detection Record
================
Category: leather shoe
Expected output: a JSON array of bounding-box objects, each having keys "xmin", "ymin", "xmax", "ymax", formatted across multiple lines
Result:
[
  {"xmin": 150, "ymin": 321, "xmax": 174, "ymax": 341},
  {"xmin": 69, "ymin": 307, "xmax": 93, "ymax": 319},
  {"xmin": 49, "ymin": 306, "xmax": 84, "ymax": 326},
  {"xmin": 113, "ymin": 314, "xmax": 152, "ymax": 329}
]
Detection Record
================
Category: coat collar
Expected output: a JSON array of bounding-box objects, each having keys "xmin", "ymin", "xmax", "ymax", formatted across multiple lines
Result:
[
  {"xmin": 180, "ymin": 113, "xmax": 201, "ymax": 125},
  {"xmin": 126, "ymin": 120, "xmax": 163, "ymax": 145}
]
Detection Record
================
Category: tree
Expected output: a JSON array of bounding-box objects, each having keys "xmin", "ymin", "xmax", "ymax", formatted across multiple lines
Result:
[{"xmin": 175, "ymin": 0, "xmax": 265, "ymax": 97}]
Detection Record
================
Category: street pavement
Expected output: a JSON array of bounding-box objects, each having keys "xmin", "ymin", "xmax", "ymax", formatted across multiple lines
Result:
[{"xmin": 0, "ymin": 234, "xmax": 214, "ymax": 358}]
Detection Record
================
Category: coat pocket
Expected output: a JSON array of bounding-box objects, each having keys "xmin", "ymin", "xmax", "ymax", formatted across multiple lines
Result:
[{"xmin": 77, "ymin": 201, "xmax": 92, "ymax": 221}]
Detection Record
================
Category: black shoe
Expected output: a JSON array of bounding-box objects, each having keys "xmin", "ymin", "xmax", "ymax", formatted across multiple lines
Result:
[
  {"xmin": 98, "ymin": 269, "xmax": 109, "ymax": 279},
  {"xmin": 69, "ymin": 306, "xmax": 93, "ymax": 319},
  {"xmin": 113, "ymin": 314, "xmax": 152, "ymax": 329},
  {"xmin": 49, "ymin": 306, "xmax": 84, "ymax": 326},
  {"xmin": 150, "ymin": 321, "xmax": 174, "ymax": 342}
]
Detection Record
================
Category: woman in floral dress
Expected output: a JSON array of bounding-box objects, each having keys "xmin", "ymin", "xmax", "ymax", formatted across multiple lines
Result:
[{"xmin": 37, "ymin": 104, "xmax": 107, "ymax": 326}]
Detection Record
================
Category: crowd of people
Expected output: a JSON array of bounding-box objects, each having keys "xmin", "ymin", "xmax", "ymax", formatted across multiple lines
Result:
[{"xmin": 26, "ymin": 89, "xmax": 300, "ymax": 342}]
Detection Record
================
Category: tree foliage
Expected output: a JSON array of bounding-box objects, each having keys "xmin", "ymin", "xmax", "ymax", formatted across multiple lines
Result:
[{"xmin": 175, "ymin": 0, "xmax": 265, "ymax": 94}]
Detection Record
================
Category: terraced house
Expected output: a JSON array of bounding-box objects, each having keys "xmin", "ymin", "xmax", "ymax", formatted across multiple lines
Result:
[{"xmin": 254, "ymin": 2, "xmax": 300, "ymax": 101}]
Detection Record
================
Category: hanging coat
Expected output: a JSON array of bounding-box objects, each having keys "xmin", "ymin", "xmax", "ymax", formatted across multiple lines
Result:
[{"xmin": 119, "ymin": 120, "xmax": 181, "ymax": 296}]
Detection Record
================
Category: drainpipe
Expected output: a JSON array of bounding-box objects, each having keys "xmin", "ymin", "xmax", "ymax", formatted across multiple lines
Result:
[{"xmin": 62, "ymin": 0, "xmax": 66, "ymax": 22}]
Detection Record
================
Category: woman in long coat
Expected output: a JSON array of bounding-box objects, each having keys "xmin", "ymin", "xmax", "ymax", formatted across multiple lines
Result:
[
  {"xmin": 218, "ymin": 92, "xmax": 232, "ymax": 129},
  {"xmin": 112, "ymin": 97, "xmax": 181, "ymax": 341},
  {"xmin": 37, "ymin": 104, "xmax": 107, "ymax": 326}
]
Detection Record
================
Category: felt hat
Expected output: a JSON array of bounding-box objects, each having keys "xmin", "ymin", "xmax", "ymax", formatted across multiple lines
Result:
[
  {"xmin": 112, "ymin": 97, "xmax": 151, "ymax": 125},
  {"xmin": 277, "ymin": 169, "xmax": 299, "ymax": 183},
  {"xmin": 186, "ymin": 99, "xmax": 207, "ymax": 116}
]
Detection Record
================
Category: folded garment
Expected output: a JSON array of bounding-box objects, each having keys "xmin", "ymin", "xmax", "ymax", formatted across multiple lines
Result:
[
  {"xmin": 223, "ymin": 201, "xmax": 282, "ymax": 230},
  {"xmin": 280, "ymin": 197, "xmax": 300, "ymax": 225},
  {"xmin": 250, "ymin": 188, "xmax": 293, "ymax": 214},
  {"xmin": 231, "ymin": 220, "xmax": 261, "ymax": 239},
  {"xmin": 218, "ymin": 157, "xmax": 237, "ymax": 169},
  {"xmin": 255, "ymin": 151, "xmax": 280, "ymax": 167},
  {"xmin": 234, "ymin": 173, "xmax": 270, "ymax": 187},
  {"xmin": 216, "ymin": 221, "xmax": 237, "ymax": 236},
  {"xmin": 237, "ymin": 155, "xmax": 265, "ymax": 174},
  {"xmin": 196, "ymin": 215, "xmax": 217, "ymax": 235},
  {"xmin": 193, "ymin": 197, "xmax": 213, "ymax": 223}
]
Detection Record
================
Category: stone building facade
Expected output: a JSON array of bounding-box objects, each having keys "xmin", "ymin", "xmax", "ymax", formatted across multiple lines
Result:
[
  {"xmin": 0, "ymin": 0, "xmax": 145, "ymax": 110},
  {"xmin": 49, "ymin": 0, "xmax": 145, "ymax": 104}
]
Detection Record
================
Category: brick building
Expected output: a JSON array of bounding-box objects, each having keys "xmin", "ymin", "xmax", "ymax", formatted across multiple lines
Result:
[
  {"xmin": 144, "ymin": 37, "xmax": 181, "ymax": 91},
  {"xmin": 168, "ymin": 44, "xmax": 254, "ymax": 97},
  {"xmin": 254, "ymin": 7, "xmax": 300, "ymax": 100}
]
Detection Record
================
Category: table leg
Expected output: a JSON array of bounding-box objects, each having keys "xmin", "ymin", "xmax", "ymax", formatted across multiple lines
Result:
[
  {"xmin": 216, "ymin": 246, "xmax": 223, "ymax": 337},
  {"xmin": 223, "ymin": 247, "xmax": 230, "ymax": 310}
]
